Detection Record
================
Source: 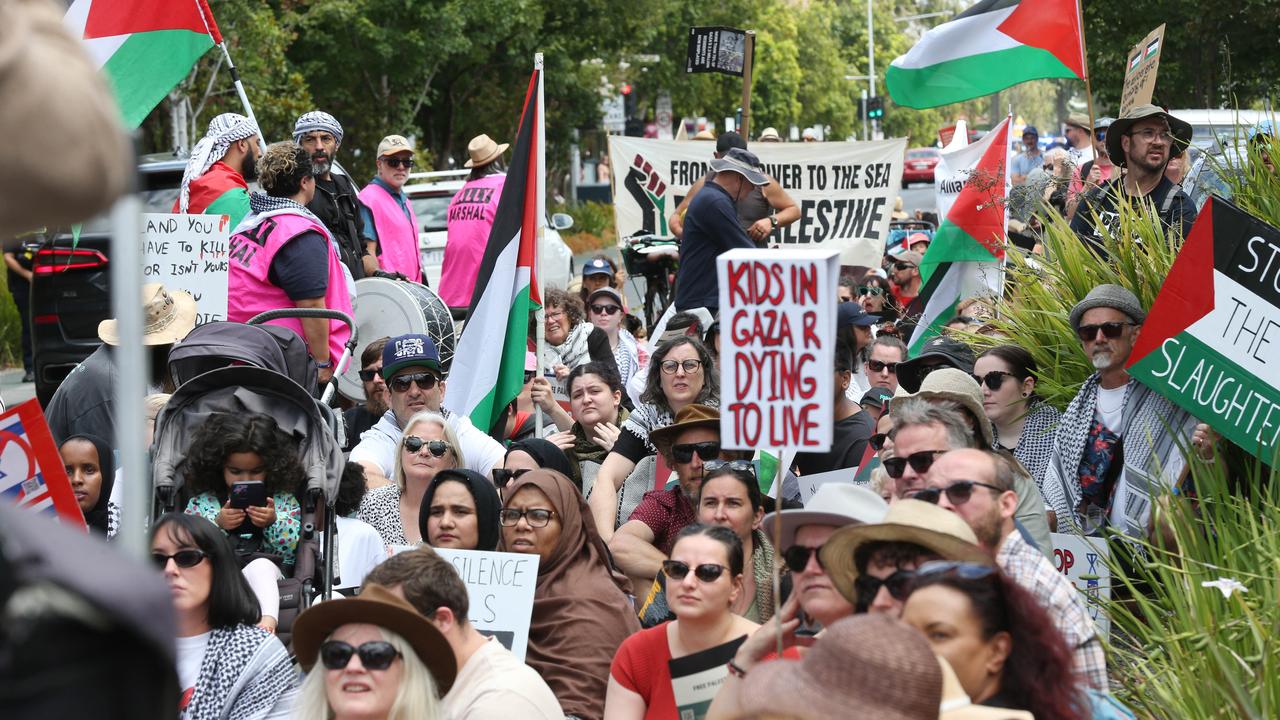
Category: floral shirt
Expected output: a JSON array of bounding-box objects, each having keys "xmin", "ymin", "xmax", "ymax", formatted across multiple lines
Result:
[
  {"xmin": 1075, "ymin": 420, "xmax": 1121, "ymax": 526},
  {"xmin": 185, "ymin": 491, "xmax": 302, "ymax": 566}
]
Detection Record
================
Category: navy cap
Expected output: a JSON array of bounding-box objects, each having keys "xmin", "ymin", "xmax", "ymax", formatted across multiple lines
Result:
[
  {"xmin": 381, "ymin": 333, "xmax": 442, "ymax": 379},
  {"xmin": 860, "ymin": 386, "xmax": 895, "ymax": 409},
  {"xmin": 583, "ymin": 258, "xmax": 613, "ymax": 277},
  {"xmin": 838, "ymin": 302, "xmax": 879, "ymax": 327},
  {"xmin": 1022, "ymin": 126, "xmax": 1039, "ymax": 137}
]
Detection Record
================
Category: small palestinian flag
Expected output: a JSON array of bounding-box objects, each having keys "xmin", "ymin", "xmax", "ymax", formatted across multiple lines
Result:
[{"xmin": 1127, "ymin": 197, "xmax": 1280, "ymax": 464}]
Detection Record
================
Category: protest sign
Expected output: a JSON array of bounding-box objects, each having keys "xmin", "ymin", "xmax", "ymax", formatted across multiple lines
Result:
[
  {"xmin": 608, "ymin": 136, "xmax": 906, "ymax": 268},
  {"xmin": 670, "ymin": 635, "xmax": 747, "ymax": 720},
  {"xmin": 686, "ymin": 27, "xmax": 748, "ymax": 76},
  {"xmin": 1050, "ymin": 533, "xmax": 1111, "ymax": 638},
  {"xmin": 142, "ymin": 212, "xmax": 231, "ymax": 324},
  {"xmin": 717, "ymin": 249, "xmax": 840, "ymax": 452},
  {"xmin": 434, "ymin": 548, "xmax": 539, "ymax": 660},
  {"xmin": 1119, "ymin": 24, "xmax": 1165, "ymax": 117},
  {"xmin": 0, "ymin": 400, "xmax": 86, "ymax": 531},
  {"xmin": 796, "ymin": 467, "xmax": 856, "ymax": 504},
  {"xmin": 1128, "ymin": 197, "xmax": 1280, "ymax": 463}
]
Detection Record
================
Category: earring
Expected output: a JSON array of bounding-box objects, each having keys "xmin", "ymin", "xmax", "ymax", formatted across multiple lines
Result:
[{"xmin": 1022, "ymin": 392, "xmax": 1030, "ymax": 397}]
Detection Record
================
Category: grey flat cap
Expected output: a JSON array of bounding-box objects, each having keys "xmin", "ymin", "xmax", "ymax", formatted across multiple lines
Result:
[{"xmin": 1068, "ymin": 284, "xmax": 1146, "ymax": 329}]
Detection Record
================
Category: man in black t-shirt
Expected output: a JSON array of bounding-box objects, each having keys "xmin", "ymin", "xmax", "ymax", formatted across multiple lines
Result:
[
  {"xmin": 794, "ymin": 337, "xmax": 874, "ymax": 476},
  {"xmin": 293, "ymin": 111, "xmax": 378, "ymax": 280}
]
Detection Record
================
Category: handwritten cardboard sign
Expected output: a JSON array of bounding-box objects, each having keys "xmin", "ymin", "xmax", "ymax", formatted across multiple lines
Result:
[
  {"xmin": 718, "ymin": 249, "xmax": 840, "ymax": 452},
  {"xmin": 433, "ymin": 548, "xmax": 539, "ymax": 660},
  {"xmin": 1050, "ymin": 532, "xmax": 1111, "ymax": 638},
  {"xmin": 141, "ymin": 213, "xmax": 231, "ymax": 324},
  {"xmin": 1119, "ymin": 24, "xmax": 1165, "ymax": 116},
  {"xmin": 0, "ymin": 400, "xmax": 87, "ymax": 531}
]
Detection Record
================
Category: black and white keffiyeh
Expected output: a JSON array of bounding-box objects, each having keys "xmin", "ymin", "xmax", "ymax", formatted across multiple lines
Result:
[
  {"xmin": 180, "ymin": 113, "xmax": 259, "ymax": 213},
  {"xmin": 187, "ymin": 624, "xmax": 295, "ymax": 720},
  {"xmin": 292, "ymin": 110, "xmax": 343, "ymax": 143}
]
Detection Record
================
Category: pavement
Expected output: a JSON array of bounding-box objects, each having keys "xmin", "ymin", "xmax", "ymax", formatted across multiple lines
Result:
[{"xmin": 0, "ymin": 367, "xmax": 36, "ymax": 409}]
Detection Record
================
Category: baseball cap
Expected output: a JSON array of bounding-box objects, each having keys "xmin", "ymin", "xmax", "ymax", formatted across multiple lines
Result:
[
  {"xmin": 381, "ymin": 333, "xmax": 442, "ymax": 379},
  {"xmin": 838, "ymin": 302, "xmax": 879, "ymax": 328},
  {"xmin": 582, "ymin": 258, "xmax": 613, "ymax": 277},
  {"xmin": 376, "ymin": 134, "xmax": 414, "ymax": 158},
  {"xmin": 587, "ymin": 287, "xmax": 624, "ymax": 307},
  {"xmin": 1021, "ymin": 125, "xmax": 1039, "ymax": 137},
  {"xmin": 895, "ymin": 250, "xmax": 924, "ymax": 267}
]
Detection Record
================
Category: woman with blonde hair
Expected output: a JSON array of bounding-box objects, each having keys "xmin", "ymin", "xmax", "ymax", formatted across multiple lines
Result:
[{"xmin": 358, "ymin": 411, "xmax": 465, "ymax": 549}]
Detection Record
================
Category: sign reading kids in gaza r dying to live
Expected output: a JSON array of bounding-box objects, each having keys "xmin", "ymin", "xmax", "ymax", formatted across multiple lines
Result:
[{"xmin": 718, "ymin": 249, "xmax": 840, "ymax": 452}]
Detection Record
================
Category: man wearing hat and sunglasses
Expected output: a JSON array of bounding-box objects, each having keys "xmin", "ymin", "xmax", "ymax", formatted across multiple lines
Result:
[
  {"xmin": 357, "ymin": 134, "xmax": 423, "ymax": 283},
  {"xmin": 439, "ymin": 133, "xmax": 509, "ymax": 308},
  {"xmin": 668, "ymin": 132, "xmax": 800, "ymax": 245}
]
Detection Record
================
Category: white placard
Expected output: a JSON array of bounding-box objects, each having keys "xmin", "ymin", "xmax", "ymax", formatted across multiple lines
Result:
[
  {"xmin": 1050, "ymin": 533, "xmax": 1111, "ymax": 639},
  {"xmin": 717, "ymin": 249, "xmax": 840, "ymax": 452},
  {"xmin": 796, "ymin": 467, "xmax": 857, "ymax": 504},
  {"xmin": 141, "ymin": 213, "xmax": 230, "ymax": 324},
  {"xmin": 608, "ymin": 136, "xmax": 906, "ymax": 268}
]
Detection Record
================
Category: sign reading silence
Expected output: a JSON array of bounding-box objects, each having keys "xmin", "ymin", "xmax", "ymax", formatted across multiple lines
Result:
[
  {"xmin": 434, "ymin": 548, "xmax": 539, "ymax": 661},
  {"xmin": 1127, "ymin": 197, "xmax": 1280, "ymax": 463}
]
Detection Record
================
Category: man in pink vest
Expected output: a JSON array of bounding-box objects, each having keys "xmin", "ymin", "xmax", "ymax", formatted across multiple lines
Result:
[
  {"xmin": 228, "ymin": 142, "xmax": 353, "ymax": 384},
  {"xmin": 439, "ymin": 133, "xmax": 508, "ymax": 307},
  {"xmin": 358, "ymin": 134, "xmax": 423, "ymax": 282}
]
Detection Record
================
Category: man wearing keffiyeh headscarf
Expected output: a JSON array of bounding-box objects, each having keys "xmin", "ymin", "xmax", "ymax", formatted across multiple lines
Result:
[
  {"xmin": 293, "ymin": 110, "xmax": 379, "ymax": 279},
  {"xmin": 172, "ymin": 112, "xmax": 261, "ymax": 227}
]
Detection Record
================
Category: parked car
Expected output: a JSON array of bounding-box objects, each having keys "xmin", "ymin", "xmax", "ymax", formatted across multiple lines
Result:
[
  {"xmin": 403, "ymin": 170, "xmax": 574, "ymax": 303},
  {"xmin": 31, "ymin": 153, "xmax": 186, "ymax": 405},
  {"xmin": 902, "ymin": 147, "xmax": 940, "ymax": 187}
]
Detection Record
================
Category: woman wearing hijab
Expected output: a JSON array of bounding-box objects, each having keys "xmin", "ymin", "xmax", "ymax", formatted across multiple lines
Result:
[
  {"xmin": 498, "ymin": 438, "xmax": 581, "ymax": 491},
  {"xmin": 500, "ymin": 469, "xmax": 640, "ymax": 720},
  {"xmin": 60, "ymin": 433, "xmax": 116, "ymax": 537},
  {"xmin": 418, "ymin": 469, "xmax": 502, "ymax": 551}
]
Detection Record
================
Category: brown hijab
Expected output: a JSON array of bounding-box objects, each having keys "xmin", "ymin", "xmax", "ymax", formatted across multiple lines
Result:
[{"xmin": 502, "ymin": 469, "xmax": 639, "ymax": 720}]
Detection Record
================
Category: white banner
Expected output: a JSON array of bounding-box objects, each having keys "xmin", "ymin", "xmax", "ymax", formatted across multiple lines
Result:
[
  {"xmin": 1050, "ymin": 533, "xmax": 1111, "ymax": 639},
  {"xmin": 609, "ymin": 137, "xmax": 906, "ymax": 268},
  {"xmin": 141, "ymin": 213, "xmax": 230, "ymax": 324}
]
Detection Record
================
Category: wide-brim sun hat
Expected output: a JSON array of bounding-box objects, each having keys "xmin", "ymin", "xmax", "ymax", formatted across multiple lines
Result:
[
  {"xmin": 464, "ymin": 133, "xmax": 509, "ymax": 168},
  {"xmin": 761, "ymin": 483, "xmax": 889, "ymax": 551},
  {"xmin": 1105, "ymin": 104, "xmax": 1192, "ymax": 167},
  {"xmin": 891, "ymin": 368, "xmax": 994, "ymax": 449},
  {"xmin": 709, "ymin": 147, "xmax": 768, "ymax": 186},
  {"xmin": 895, "ymin": 335, "xmax": 976, "ymax": 393},
  {"xmin": 291, "ymin": 584, "xmax": 457, "ymax": 693},
  {"xmin": 98, "ymin": 283, "xmax": 197, "ymax": 346}
]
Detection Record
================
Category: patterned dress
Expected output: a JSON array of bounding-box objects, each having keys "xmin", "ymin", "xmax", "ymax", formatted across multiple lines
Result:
[{"xmin": 185, "ymin": 491, "xmax": 302, "ymax": 566}]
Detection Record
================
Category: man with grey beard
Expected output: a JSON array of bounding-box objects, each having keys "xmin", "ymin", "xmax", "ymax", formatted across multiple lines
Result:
[
  {"xmin": 1041, "ymin": 284, "xmax": 1199, "ymax": 540},
  {"xmin": 293, "ymin": 110, "xmax": 378, "ymax": 279}
]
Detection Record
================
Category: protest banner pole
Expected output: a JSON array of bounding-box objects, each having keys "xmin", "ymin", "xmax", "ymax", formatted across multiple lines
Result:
[
  {"xmin": 111, "ymin": 191, "xmax": 150, "ymax": 559},
  {"xmin": 1074, "ymin": 0, "xmax": 1097, "ymax": 132},
  {"xmin": 772, "ymin": 451, "xmax": 783, "ymax": 657},
  {"xmin": 534, "ymin": 52, "xmax": 547, "ymax": 436},
  {"xmin": 196, "ymin": 0, "xmax": 267, "ymax": 153},
  {"xmin": 739, "ymin": 32, "xmax": 755, "ymax": 139}
]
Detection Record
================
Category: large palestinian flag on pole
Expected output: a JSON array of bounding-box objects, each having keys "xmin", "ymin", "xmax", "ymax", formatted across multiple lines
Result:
[
  {"xmin": 64, "ymin": 0, "xmax": 218, "ymax": 128},
  {"xmin": 444, "ymin": 65, "xmax": 544, "ymax": 435},
  {"xmin": 1127, "ymin": 197, "xmax": 1280, "ymax": 464},
  {"xmin": 908, "ymin": 116, "xmax": 1010, "ymax": 354},
  {"xmin": 886, "ymin": 0, "xmax": 1085, "ymax": 109}
]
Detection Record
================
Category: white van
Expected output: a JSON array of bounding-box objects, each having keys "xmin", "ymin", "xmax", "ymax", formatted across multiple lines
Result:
[{"xmin": 1168, "ymin": 109, "xmax": 1268, "ymax": 150}]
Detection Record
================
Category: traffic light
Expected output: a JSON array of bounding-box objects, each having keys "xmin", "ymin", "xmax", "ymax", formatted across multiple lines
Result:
[
  {"xmin": 867, "ymin": 96, "xmax": 884, "ymax": 120},
  {"xmin": 620, "ymin": 83, "xmax": 632, "ymax": 95}
]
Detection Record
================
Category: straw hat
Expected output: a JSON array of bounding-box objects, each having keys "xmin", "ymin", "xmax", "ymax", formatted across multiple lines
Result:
[
  {"xmin": 820, "ymin": 499, "xmax": 990, "ymax": 605},
  {"xmin": 291, "ymin": 584, "xmax": 457, "ymax": 693},
  {"xmin": 648, "ymin": 404, "xmax": 719, "ymax": 457},
  {"xmin": 891, "ymin": 368, "xmax": 994, "ymax": 449},
  {"xmin": 98, "ymin": 283, "xmax": 196, "ymax": 346},
  {"xmin": 692, "ymin": 129, "xmax": 716, "ymax": 141},
  {"xmin": 464, "ymin": 133, "xmax": 508, "ymax": 168}
]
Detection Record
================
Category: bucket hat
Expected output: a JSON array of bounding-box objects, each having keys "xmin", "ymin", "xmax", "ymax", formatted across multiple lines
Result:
[
  {"xmin": 895, "ymin": 336, "xmax": 976, "ymax": 393},
  {"xmin": 710, "ymin": 148, "xmax": 768, "ymax": 186},
  {"xmin": 891, "ymin": 368, "xmax": 993, "ymax": 448},
  {"xmin": 1105, "ymin": 104, "xmax": 1192, "ymax": 166}
]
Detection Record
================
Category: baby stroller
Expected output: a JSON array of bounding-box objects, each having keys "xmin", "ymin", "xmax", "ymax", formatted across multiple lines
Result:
[{"xmin": 151, "ymin": 310, "xmax": 355, "ymax": 646}]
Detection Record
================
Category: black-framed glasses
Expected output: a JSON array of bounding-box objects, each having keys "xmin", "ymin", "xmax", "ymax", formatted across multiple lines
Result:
[
  {"xmin": 857, "ymin": 286, "xmax": 884, "ymax": 297},
  {"xmin": 704, "ymin": 459, "xmax": 755, "ymax": 476},
  {"xmin": 882, "ymin": 450, "xmax": 947, "ymax": 479},
  {"xmin": 660, "ymin": 359, "xmax": 703, "ymax": 375},
  {"xmin": 782, "ymin": 545, "xmax": 824, "ymax": 573},
  {"xmin": 866, "ymin": 359, "xmax": 898, "ymax": 374},
  {"xmin": 915, "ymin": 560, "xmax": 997, "ymax": 580},
  {"xmin": 382, "ymin": 156, "xmax": 415, "ymax": 169},
  {"xmin": 499, "ymin": 507, "xmax": 557, "ymax": 527},
  {"xmin": 854, "ymin": 570, "xmax": 915, "ymax": 605},
  {"xmin": 358, "ymin": 368, "xmax": 382, "ymax": 382},
  {"xmin": 910, "ymin": 480, "xmax": 1005, "ymax": 506},
  {"xmin": 151, "ymin": 549, "xmax": 206, "ymax": 570},
  {"xmin": 972, "ymin": 371, "xmax": 1015, "ymax": 391},
  {"xmin": 403, "ymin": 436, "xmax": 451, "ymax": 457},
  {"xmin": 491, "ymin": 467, "xmax": 531, "ymax": 487},
  {"xmin": 1126, "ymin": 128, "xmax": 1172, "ymax": 143},
  {"xmin": 1075, "ymin": 322, "xmax": 1135, "ymax": 342},
  {"xmin": 319, "ymin": 640, "xmax": 402, "ymax": 671},
  {"xmin": 672, "ymin": 441, "xmax": 720, "ymax": 464},
  {"xmin": 390, "ymin": 372, "xmax": 440, "ymax": 393},
  {"xmin": 662, "ymin": 560, "xmax": 728, "ymax": 583},
  {"xmin": 589, "ymin": 303, "xmax": 621, "ymax": 316},
  {"xmin": 868, "ymin": 433, "xmax": 889, "ymax": 452},
  {"xmin": 893, "ymin": 262, "xmax": 916, "ymax": 271}
]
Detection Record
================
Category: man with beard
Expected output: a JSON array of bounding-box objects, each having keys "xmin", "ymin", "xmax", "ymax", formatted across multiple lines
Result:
[
  {"xmin": 293, "ymin": 110, "xmax": 378, "ymax": 279},
  {"xmin": 1070, "ymin": 105, "xmax": 1197, "ymax": 255},
  {"xmin": 344, "ymin": 336, "xmax": 390, "ymax": 451},
  {"xmin": 1042, "ymin": 284, "xmax": 1198, "ymax": 541},
  {"xmin": 173, "ymin": 113, "xmax": 261, "ymax": 227},
  {"xmin": 923, "ymin": 448, "xmax": 1108, "ymax": 691}
]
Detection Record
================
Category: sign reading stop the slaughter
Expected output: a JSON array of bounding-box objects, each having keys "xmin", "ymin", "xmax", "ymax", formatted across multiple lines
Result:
[
  {"xmin": 1051, "ymin": 533, "xmax": 1111, "ymax": 638},
  {"xmin": 142, "ymin": 212, "xmax": 231, "ymax": 324},
  {"xmin": 609, "ymin": 136, "xmax": 906, "ymax": 269},
  {"xmin": 718, "ymin": 249, "xmax": 839, "ymax": 451}
]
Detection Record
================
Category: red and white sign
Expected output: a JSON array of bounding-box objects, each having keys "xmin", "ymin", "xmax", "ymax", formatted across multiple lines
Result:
[{"xmin": 0, "ymin": 400, "xmax": 86, "ymax": 530}]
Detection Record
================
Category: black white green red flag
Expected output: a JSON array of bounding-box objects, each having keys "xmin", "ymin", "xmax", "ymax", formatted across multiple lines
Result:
[{"xmin": 444, "ymin": 65, "xmax": 544, "ymax": 435}]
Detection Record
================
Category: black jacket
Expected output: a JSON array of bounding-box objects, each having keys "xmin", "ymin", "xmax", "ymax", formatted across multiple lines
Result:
[{"xmin": 307, "ymin": 172, "xmax": 372, "ymax": 280}]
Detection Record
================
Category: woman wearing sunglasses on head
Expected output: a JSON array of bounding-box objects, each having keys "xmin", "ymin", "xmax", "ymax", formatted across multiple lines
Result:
[
  {"xmin": 974, "ymin": 346, "xmax": 1061, "ymax": 487},
  {"xmin": 359, "ymin": 412, "xmax": 464, "ymax": 550},
  {"xmin": 417, "ymin": 468, "xmax": 501, "ymax": 551},
  {"xmin": 292, "ymin": 583, "xmax": 457, "ymax": 720},
  {"xmin": 150, "ymin": 513, "xmax": 298, "ymax": 719},
  {"xmin": 586, "ymin": 287, "xmax": 643, "ymax": 389},
  {"xmin": 696, "ymin": 461, "xmax": 778, "ymax": 623},
  {"xmin": 501, "ymin": 469, "xmax": 639, "ymax": 720}
]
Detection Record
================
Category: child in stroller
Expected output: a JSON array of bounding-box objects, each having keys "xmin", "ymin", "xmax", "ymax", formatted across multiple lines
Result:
[{"xmin": 183, "ymin": 412, "xmax": 304, "ymax": 633}]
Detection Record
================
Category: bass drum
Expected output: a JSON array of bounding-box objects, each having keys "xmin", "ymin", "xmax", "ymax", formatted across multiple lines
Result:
[{"xmin": 337, "ymin": 278, "xmax": 457, "ymax": 402}]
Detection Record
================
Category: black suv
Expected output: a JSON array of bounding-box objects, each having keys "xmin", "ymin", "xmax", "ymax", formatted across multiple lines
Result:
[{"xmin": 32, "ymin": 154, "xmax": 187, "ymax": 405}]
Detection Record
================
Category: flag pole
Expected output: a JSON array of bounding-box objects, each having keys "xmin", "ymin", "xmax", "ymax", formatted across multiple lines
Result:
[
  {"xmin": 534, "ymin": 52, "xmax": 547, "ymax": 437},
  {"xmin": 195, "ymin": 0, "xmax": 267, "ymax": 153},
  {"xmin": 739, "ymin": 32, "xmax": 755, "ymax": 138},
  {"xmin": 1075, "ymin": 0, "xmax": 1097, "ymax": 133}
]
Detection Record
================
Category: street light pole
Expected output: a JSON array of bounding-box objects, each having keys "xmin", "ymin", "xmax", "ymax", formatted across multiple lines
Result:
[{"xmin": 867, "ymin": 0, "xmax": 877, "ymax": 140}]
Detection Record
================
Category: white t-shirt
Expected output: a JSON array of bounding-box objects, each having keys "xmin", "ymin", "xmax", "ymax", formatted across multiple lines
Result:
[
  {"xmin": 442, "ymin": 637, "xmax": 563, "ymax": 720},
  {"xmin": 332, "ymin": 514, "xmax": 388, "ymax": 589},
  {"xmin": 1094, "ymin": 384, "xmax": 1127, "ymax": 525},
  {"xmin": 349, "ymin": 409, "xmax": 505, "ymax": 481},
  {"xmin": 176, "ymin": 631, "xmax": 212, "ymax": 718}
]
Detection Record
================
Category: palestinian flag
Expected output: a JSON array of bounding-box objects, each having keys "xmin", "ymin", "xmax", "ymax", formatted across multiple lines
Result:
[
  {"xmin": 444, "ymin": 67, "xmax": 544, "ymax": 434},
  {"xmin": 64, "ymin": 0, "xmax": 219, "ymax": 128},
  {"xmin": 886, "ymin": 0, "xmax": 1085, "ymax": 109},
  {"xmin": 908, "ymin": 116, "xmax": 1010, "ymax": 354},
  {"xmin": 1127, "ymin": 197, "xmax": 1280, "ymax": 464}
]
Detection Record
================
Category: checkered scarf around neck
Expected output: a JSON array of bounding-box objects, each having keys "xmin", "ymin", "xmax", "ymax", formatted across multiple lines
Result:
[
  {"xmin": 187, "ymin": 624, "xmax": 294, "ymax": 720},
  {"xmin": 180, "ymin": 113, "xmax": 259, "ymax": 213},
  {"xmin": 292, "ymin": 110, "xmax": 344, "ymax": 143}
]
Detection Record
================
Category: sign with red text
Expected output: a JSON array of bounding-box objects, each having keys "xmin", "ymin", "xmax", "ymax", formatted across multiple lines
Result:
[
  {"xmin": 718, "ymin": 249, "xmax": 840, "ymax": 451},
  {"xmin": 0, "ymin": 400, "xmax": 87, "ymax": 531},
  {"xmin": 142, "ymin": 213, "xmax": 230, "ymax": 324},
  {"xmin": 1051, "ymin": 532, "xmax": 1110, "ymax": 638}
]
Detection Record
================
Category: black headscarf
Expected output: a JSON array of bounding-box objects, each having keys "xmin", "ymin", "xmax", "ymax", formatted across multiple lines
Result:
[
  {"xmin": 419, "ymin": 469, "xmax": 501, "ymax": 551},
  {"xmin": 507, "ymin": 438, "xmax": 580, "ymax": 489},
  {"xmin": 63, "ymin": 433, "xmax": 115, "ymax": 535}
]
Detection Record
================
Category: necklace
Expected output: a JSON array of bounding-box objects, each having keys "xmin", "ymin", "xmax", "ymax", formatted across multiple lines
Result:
[{"xmin": 1096, "ymin": 387, "xmax": 1125, "ymax": 415}]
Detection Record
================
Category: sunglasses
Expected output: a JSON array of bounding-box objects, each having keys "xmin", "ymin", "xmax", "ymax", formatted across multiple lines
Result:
[
  {"xmin": 491, "ymin": 467, "xmax": 531, "ymax": 487},
  {"xmin": 782, "ymin": 545, "xmax": 824, "ymax": 573},
  {"xmin": 893, "ymin": 262, "xmax": 916, "ymax": 271},
  {"xmin": 882, "ymin": 450, "xmax": 947, "ymax": 479},
  {"xmin": 319, "ymin": 640, "xmax": 401, "ymax": 671},
  {"xmin": 499, "ymin": 507, "xmax": 556, "ymax": 527},
  {"xmin": 672, "ymin": 441, "xmax": 720, "ymax": 464},
  {"xmin": 866, "ymin": 359, "xmax": 898, "ymax": 374},
  {"xmin": 358, "ymin": 368, "xmax": 381, "ymax": 382},
  {"xmin": 704, "ymin": 459, "xmax": 755, "ymax": 476},
  {"xmin": 662, "ymin": 560, "xmax": 728, "ymax": 583},
  {"xmin": 910, "ymin": 480, "xmax": 1005, "ymax": 506},
  {"xmin": 857, "ymin": 286, "xmax": 884, "ymax": 297},
  {"xmin": 1075, "ymin": 322, "xmax": 1135, "ymax": 342},
  {"xmin": 972, "ymin": 370, "xmax": 1015, "ymax": 391},
  {"xmin": 151, "ymin": 549, "xmax": 207, "ymax": 570},
  {"xmin": 589, "ymin": 303, "xmax": 621, "ymax": 316},
  {"xmin": 390, "ymin": 372, "xmax": 440, "ymax": 393},
  {"xmin": 915, "ymin": 560, "xmax": 996, "ymax": 580},
  {"xmin": 382, "ymin": 157, "xmax": 415, "ymax": 169},
  {"xmin": 1094, "ymin": 129, "xmax": 1108, "ymax": 141},
  {"xmin": 403, "ymin": 436, "xmax": 452, "ymax": 457},
  {"xmin": 868, "ymin": 433, "xmax": 889, "ymax": 452},
  {"xmin": 660, "ymin": 359, "xmax": 703, "ymax": 375},
  {"xmin": 854, "ymin": 570, "xmax": 915, "ymax": 605}
]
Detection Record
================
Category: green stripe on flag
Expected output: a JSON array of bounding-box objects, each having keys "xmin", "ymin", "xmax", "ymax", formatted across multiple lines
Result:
[
  {"xmin": 466, "ymin": 284, "xmax": 533, "ymax": 434},
  {"xmin": 204, "ymin": 188, "xmax": 251, "ymax": 229},
  {"xmin": 887, "ymin": 44, "xmax": 1075, "ymax": 109},
  {"xmin": 102, "ymin": 29, "xmax": 213, "ymax": 128}
]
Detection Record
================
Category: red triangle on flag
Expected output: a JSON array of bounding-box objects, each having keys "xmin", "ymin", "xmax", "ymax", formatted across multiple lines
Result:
[
  {"xmin": 997, "ymin": 0, "xmax": 1086, "ymax": 79},
  {"xmin": 945, "ymin": 117, "xmax": 1010, "ymax": 259},
  {"xmin": 84, "ymin": 0, "xmax": 210, "ymax": 39}
]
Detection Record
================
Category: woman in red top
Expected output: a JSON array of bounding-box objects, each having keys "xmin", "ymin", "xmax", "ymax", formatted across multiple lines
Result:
[{"xmin": 605, "ymin": 524, "xmax": 760, "ymax": 720}]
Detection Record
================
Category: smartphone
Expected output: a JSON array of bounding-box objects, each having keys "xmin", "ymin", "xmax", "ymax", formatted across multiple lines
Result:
[{"xmin": 229, "ymin": 481, "xmax": 268, "ymax": 509}]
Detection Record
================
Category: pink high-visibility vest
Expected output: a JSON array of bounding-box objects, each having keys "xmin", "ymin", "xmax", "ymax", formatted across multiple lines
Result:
[
  {"xmin": 228, "ymin": 212, "xmax": 353, "ymax": 364},
  {"xmin": 358, "ymin": 182, "xmax": 423, "ymax": 283},
  {"xmin": 439, "ymin": 173, "xmax": 505, "ymax": 307}
]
